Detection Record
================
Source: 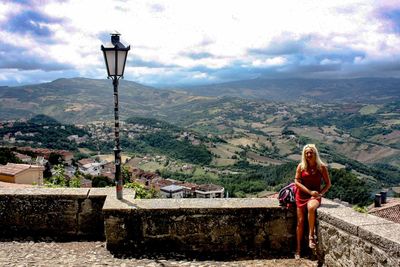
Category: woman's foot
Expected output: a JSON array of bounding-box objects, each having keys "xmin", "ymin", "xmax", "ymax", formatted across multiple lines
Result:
[
  {"xmin": 309, "ymin": 236, "xmax": 316, "ymax": 249},
  {"xmin": 295, "ymin": 252, "xmax": 300, "ymax": 260}
]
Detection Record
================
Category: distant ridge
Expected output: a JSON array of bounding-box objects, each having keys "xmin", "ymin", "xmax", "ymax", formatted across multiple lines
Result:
[
  {"xmin": 0, "ymin": 77, "xmax": 399, "ymax": 123},
  {"xmin": 180, "ymin": 77, "xmax": 400, "ymax": 103},
  {"xmin": 0, "ymin": 77, "xmax": 192, "ymax": 124}
]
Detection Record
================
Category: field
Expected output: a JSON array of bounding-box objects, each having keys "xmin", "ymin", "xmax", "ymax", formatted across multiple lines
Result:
[{"xmin": 359, "ymin": 105, "xmax": 379, "ymax": 115}]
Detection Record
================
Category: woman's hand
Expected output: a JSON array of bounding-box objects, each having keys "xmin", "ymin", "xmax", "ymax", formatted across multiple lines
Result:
[{"xmin": 310, "ymin": 191, "xmax": 321, "ymax": 198}]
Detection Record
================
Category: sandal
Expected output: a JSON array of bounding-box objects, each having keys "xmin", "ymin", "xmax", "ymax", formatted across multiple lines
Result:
[
  {"xmin": 309, "ymin": 236, "xmax": 316, "ymax": 249},
  {"xmin": 294, "ymin": 253, "xmax": 300, "ymax": 260}
]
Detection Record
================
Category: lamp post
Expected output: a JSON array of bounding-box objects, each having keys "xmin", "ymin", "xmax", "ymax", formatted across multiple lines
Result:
[{"xmin": 101, "ymin": 33, "xmax": 130, "ymax": 200}]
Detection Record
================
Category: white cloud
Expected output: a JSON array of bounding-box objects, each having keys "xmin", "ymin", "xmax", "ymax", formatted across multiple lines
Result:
[
  {"xmin": 1, "ymin": 0, "xmax": 400, "ymax": 86},
  {"xmin": 320, "ymin": 58, "xmax": 341, "ymax": 65},
  {"xmin": 252, "ymin": 57, "xmax": 287, "ymax": 67}
]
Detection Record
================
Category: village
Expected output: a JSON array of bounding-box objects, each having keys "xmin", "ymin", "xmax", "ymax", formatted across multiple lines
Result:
[{"xmin": 0, "ymin": 145, "xmax": 225, "ymax": 199}]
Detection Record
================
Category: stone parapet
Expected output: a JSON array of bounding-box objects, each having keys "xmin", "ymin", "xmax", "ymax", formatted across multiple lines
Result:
[
  {"xmin": 0, "ymin": 187, "xmax": 132, "ymax": 241},
  {"xmin": 103, "ymin": 197, "xmax": 296, "ymax": 259},
  {"xmin": 1, "ymin": 188, "xmax": 399, "ymax": 265},
  {"xmin": 317, "ymin": 199, "xmax": 400, "ymax": 266}
]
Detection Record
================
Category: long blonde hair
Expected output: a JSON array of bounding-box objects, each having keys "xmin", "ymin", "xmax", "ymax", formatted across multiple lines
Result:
[{"xmin": 300, "ymin": 144, "xmax": 326, "ymax": 171}]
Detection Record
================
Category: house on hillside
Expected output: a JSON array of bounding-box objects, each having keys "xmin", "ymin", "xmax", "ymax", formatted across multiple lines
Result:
[
  {"xmin": 80, "ymin": 162, "xmax": 104, "ymax": 176},
  {"xmin": 160, "ymin": 184, "xmax": 185, "ymax": 198},
  {"xmin": 369, "ymin": 198, "xmax": 400, "ymax": 224},
  {"xmin": 0, "ymin": 163, "xmax": 44, "ymax": 185},
  {"xmin": 77, "ymin": 158, "xmax": 95, "ymax": 167},
  {"xmin": 195, "ymin": 184, "xmax": 225, "ymax": 198},
  {"xmin": 14, "ymin": 152, "xmax": 32, "ymax": 163}
]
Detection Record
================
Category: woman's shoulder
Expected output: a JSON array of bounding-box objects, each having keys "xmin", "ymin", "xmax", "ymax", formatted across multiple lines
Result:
[
  {"xmin": 319, "ymin": 164, "xmax": 328, "ymax": 171},
  {"xmin": 296, "ymin": 163, "xmax": 302, "ymax": 170}
]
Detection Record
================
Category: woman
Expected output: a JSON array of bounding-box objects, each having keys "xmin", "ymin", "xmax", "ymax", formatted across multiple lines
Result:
[{"xmin": 294, "ymin": 144, "xmax": 331, "ymax": 259}]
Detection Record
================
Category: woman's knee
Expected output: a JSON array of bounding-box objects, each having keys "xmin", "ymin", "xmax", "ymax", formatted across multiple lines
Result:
[
  {"xmin": 307, "ymin": 200, "xmax": 320, "ymax": 212},
  {"xmin": 308, "ymin": 205, "xmax": 317, "ymax": 213}
]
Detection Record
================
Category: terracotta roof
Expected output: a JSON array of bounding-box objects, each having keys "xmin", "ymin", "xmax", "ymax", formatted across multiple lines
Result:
[
  {"xmin": 0, "ymin": 163, "xmax": 44, "ymax": 176},
  {"xmin": 78, "ymin": 158, "xmax": 95, "ymax": 166},
  {"xmin": 14, "ymin": 152, "xmax": 32, "ymax": 161},
  {"xmin": 369, "ymin": 198, "xmax": 400, "ymax": 224}
]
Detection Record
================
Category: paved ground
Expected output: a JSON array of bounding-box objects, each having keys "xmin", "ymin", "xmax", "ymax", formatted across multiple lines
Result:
[{"xmin": 0, "ymin": 241, "xmax": 318, "ymax": 267}]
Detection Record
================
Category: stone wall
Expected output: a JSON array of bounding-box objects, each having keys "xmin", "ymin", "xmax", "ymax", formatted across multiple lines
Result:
[
  {"xmin": 317, "ymin": 199, "xmax": 400, "ymax": 266},
  {"xmin": 103, "ymin": 197, "xmax": 296, "ymax": 259},
  {"xmin": 0, "ymin": 188, "xmax": 113, "ymax": 240},
  {"xmin": 1, "ymin": 188, "xmax": 399, "ymax": 265}
]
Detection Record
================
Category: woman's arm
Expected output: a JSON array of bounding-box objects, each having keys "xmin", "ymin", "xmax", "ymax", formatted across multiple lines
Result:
[
  {"xmin": 294, "ymin": 164, "xmax": 319, "ymax": 197},
  {"xmin": 319, "ymin": 165, "xmax": 331, "ymax": 196}
]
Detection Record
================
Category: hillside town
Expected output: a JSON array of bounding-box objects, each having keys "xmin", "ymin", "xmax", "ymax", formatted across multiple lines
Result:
[{"xmin": 0, "ymin": 145, "xmax": 225, "ymax": 199}]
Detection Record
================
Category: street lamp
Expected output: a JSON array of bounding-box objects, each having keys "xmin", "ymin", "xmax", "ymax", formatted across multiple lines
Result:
[{"xmin": 101, "ymin": 33, "xmax": 130, "ymax": 199}]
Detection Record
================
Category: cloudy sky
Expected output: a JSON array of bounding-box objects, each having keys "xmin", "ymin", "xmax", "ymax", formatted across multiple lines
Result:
[{"xmin": 1, "ymin": 0, "xmax": 400, "ymax": 87}]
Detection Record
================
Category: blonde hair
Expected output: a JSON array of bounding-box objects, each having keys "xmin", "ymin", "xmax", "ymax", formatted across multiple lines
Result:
[{"xmin": 300, "ymin": 144, "xmax": 326, "ymax": 171}]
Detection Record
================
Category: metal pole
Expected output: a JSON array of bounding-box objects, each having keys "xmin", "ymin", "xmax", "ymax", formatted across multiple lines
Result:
[{"xmin": 113, "ymin": 78, "xmax": 123, "ymax": 199}]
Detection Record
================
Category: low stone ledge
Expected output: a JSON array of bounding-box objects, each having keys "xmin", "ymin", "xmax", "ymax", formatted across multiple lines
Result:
[
  {"xmin": 317, "ymin": 198, "xmax": 400, "ymax": 266},
  {"xmin": 103, "ymin": 197, "xmax": 296, "ymax": 259},
  {"xmin": 318, "ymin": 199, "xmax": 400, "ymax": 250}
]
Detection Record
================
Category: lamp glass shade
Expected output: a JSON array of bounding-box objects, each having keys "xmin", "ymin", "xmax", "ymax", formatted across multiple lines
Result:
[
  {"xmin": 101, "ymin": 39, "xmax": 130, "ymax": 78},
  {"xmin": 103, "ymin": 49, "xmax": 129, "ymax": 77},
  {"xmin": 104, "ymin": 50, "xmax": 116, "ymax": 76},
  {"xmin": 116, "ymin": 50, "xmax": 128, "ymax": 76}
]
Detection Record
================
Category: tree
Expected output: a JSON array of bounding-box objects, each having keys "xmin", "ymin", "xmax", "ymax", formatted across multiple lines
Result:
[
  {"xmin": 125, "ymin": 182, "xmax": 158, "ymax": 199},
  {"xmin": 47, "ymin": 164, "xmax": 67, "ymax": 187},
  {"xmin": 92, "ymin": 175, "xmax": 114, "ymax": 187},
  {"xmin": 69, "ymin": 176, "xmax": 81, "ymax": 188},
  {"xmin": 48, "ymin": 152, "xmax": 63, "ymax": 165},
  {"xmin": 0, "ymin": 147, "xmax": 21, "ymax": 165},
  {"xmin": 43, "ymin": 162, "xmax": 52, "ymax": 178},
  {"xmin": 122, "ymin": 166, "xmax": 131, "ymax": 183}
]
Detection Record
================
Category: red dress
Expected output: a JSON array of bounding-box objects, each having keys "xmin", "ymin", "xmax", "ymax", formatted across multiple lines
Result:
[{"xmin": 296, "ymin": 169, "xmax": 322, "ymax": 208}]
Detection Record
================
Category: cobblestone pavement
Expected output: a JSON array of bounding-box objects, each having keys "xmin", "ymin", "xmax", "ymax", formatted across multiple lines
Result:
[{"xmin": 0, "ymin": 241, "xmax": 318, "ymax": 267}]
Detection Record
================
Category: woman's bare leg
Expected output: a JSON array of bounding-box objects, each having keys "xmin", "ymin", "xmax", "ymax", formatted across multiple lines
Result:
[
  {"xmin": 296, "ymin": 206, "xmax": 305, "ymax": 255},
  {"xmin": 307, "ymin": 199, "xmax": 320, "ymax": 247}
]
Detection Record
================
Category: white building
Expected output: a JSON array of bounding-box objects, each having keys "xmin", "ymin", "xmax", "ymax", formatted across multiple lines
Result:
[
  {"xmin": 160, "ymin": 184, "xmax": 185, "ymax": 198},
  {"xmin": 195, "ymin": 184, "xmax": 225, "ymax": 198},
  {"xmin": 80, "ymin": 162, "xmax": 104, "ymax": 176}
]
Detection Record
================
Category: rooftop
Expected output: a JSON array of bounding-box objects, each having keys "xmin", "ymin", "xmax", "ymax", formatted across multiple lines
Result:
[
  {"xmin": 160, "ymin": 184, "xmax": 185, "ymax": 192},
  {"xmin": 196, "ymin": 183, "xmax": 224, "ymax": 192},
  {"xmin": 369, "ymin": 198, "xmax": 400, "ymax": 224},
  {"xmin": 0, "ymin": 163, "xmax": 44, "ymax": 176}
]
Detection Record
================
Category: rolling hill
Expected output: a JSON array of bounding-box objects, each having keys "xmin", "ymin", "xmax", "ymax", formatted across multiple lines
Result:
[
  {"xmin": 179, "ymin": 77, "xmax": 400, "ymax": 103},
  {"xmin": 0, "ymin": 78, "xmax": 197, "ymax": 123},
  {"xmin": 1, "ymin": 77, "xmax": 400, "ymax": 124}
]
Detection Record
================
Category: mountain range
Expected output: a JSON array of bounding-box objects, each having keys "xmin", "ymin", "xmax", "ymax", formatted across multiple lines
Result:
[
  {"xmin": 0, "ymin": 77, "xmax": 399, "ymax": 123},
  {"xmin": 180, "ymin": 77, "xmax": 400, "ymax": 103}
]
